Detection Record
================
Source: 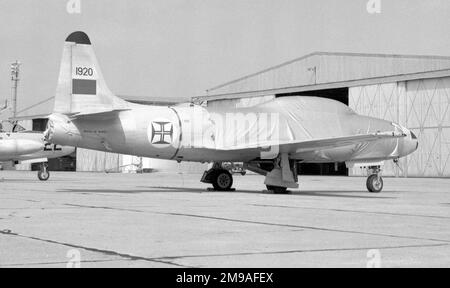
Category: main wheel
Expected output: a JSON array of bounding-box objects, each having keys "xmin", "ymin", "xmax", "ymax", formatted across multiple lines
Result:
[
  {"xmin": 38, "ymin": 170, "xmax": 50, "ymax": 181},
  {"xmin": 212, "ymin": 170, "xmax": 233, "ymax": 191},
  {"xmin": 266, "ymin": 185, "xmax": 288, "ymax": 194},
  {"xmin": 366, "ymin": 174, "xmax": 383, "ymax": 193}
]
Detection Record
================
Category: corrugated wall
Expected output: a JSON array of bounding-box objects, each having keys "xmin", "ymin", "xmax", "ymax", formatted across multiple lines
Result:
[
  {"xmin": 349, "ymin": 76, "xmax": 450, "ymax": 177},
  {"xmin": 77, "ymin": 151, "xmax": 206, "ymax": 173},
  {"xmin": 403, "ymin": 77, "xmax": 450, "ymax": 177},
  {"xmin": 76, "ymin": 148, "xmax": 122, "ymax": 172},
  {"xmin": 149, "ymin": 159, "xmax": 207, "ymax": 173},
  {"xmin": 349, "ymin": 82, "xmax": 405, "ymax": 177}
]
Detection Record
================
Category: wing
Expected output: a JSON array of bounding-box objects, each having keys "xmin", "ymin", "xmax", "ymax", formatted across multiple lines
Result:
[{"xmin": 215, "ymin": 131, "xmax": 406, "ymax": 154}]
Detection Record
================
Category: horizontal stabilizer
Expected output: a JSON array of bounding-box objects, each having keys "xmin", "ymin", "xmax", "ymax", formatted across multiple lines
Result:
[{"xmin": 69, "ymin": 109, "xmax": 131, "ymax": 120}]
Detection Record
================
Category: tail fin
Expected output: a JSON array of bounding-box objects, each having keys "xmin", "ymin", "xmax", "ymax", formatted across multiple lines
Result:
[{"xmin": 54, "ymin": 31, "xmax": 128, "ymax": 115}]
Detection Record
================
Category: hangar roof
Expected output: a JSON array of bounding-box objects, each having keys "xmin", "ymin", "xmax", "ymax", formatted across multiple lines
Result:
[{"xmin": 193, "ymin": 52, "xmax": 450, "ymax": 102}]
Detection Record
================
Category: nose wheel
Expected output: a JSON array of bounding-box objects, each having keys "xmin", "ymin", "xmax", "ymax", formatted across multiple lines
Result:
[
  {"xmin": 37, "ymin": 163, "xmax": 50, "ymax": 181},
  {"xmin": 366, "ymin": 174, "xmax": 383, "ymax": 193},
  {"xmin": 366, "ymin": 166, "xmax": 383, "ymax": 193}
]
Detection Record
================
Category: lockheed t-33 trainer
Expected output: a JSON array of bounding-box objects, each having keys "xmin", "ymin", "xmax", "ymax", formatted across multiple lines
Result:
[
  {"xmin": 44, "ymin": 32, "xmax": 418, "ymax": 193},
  {"xmin": 0, "ymin": 130, "xmax": 74, "ymax": 180}
]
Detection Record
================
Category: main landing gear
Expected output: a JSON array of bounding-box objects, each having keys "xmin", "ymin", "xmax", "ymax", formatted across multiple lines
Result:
[
  {"xmin": 202, "ymin": 155, "xmax": 300, "ymax": 194},
  {"xmin": 263, "ymin": 153, "xmax": 298, "ymax": 194},
  {"xmin": 265, "ymin": 185, "xmax": 288, "ymax": 194},
  {"xmin": 37, "ymin": 163, "xmax": 50, "ymax": 181},
  {"xmin": 366, "ymin": 166, "xmax": 383, "ymax": 193},
  {"xmin": 201, "ymin": 163, "xmax": 234, "ymax": 191}
]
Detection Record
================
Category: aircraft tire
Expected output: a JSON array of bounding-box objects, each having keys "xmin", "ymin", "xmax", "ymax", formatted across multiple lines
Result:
[
  {"xmin": 212, "ymin": 170, "xmax": 233, "ymax": 191},
  {"xmin": 366, "ymin": 174, "xmax": 383, "ymax": 193},
  {"xmin": 38, "ymin": 170, "xmax": 50, "ymax": 181},
  {"xmin": 266, "ymin": 185, "xmax": 288, "ymax": 194}
]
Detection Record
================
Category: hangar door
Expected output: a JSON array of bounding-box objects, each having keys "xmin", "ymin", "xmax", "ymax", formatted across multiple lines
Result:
[
  {"xmin": 349, "ymin": 83, "xmax": 404, "ymax": 177},
  {"xmin": 404, "ymin": 77, "xmax": 450, "ymax": 177},
  {"xmin": 349, "ymin": 77, "xmax": 450, "ymax": 178}
]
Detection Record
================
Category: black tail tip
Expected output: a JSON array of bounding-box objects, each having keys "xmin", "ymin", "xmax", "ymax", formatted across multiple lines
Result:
[{"xmin": 66, "ymin": 31, "xmax": 91, "ymax": 45}]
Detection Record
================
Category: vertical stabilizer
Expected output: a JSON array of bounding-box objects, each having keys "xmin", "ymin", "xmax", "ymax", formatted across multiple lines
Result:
[{"xmin": 54, "ymin": 31, "xmax": 128, "ymax": 115}]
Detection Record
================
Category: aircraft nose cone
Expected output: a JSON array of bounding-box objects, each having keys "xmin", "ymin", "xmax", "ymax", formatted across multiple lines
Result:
[
  {"xmin": 410, "ymin": 131, "xmax": 419, "ymax": 149},
  {"xmin": 0, "ymin": 139, "xmax": 44, "ymax": 158},
  {"xmin": 390, "ymin": 123, "xmax": 418, "ymax": 158},
  {"xmin": 18, "ymin": 139, "xmax": 45, "ymax": 154}
]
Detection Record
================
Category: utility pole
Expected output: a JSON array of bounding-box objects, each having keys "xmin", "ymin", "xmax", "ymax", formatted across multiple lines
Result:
[{"xmin": 10, "ymin": 61, "xmax": 21, "ymax": 118}]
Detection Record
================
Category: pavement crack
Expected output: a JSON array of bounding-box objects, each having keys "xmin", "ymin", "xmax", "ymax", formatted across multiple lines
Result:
[
  {"xmin": 64, "ymin": 203, "xmax": 144, "ymax": 213},
  {"xmin": 250, "ymin": 204, "xmax": 450, "ymax": 220},
  {"xmin": 63, "ymin": 203, "xmax": 450, "ymax": 244},
  {"xmin": 161, "ymin": 212, "xmax": 450, "ymax": 244},
  {"xmin": 0, "ymin": 259, "xmax": 118, "ymax": 268},
  {"xmin": 154, "ymin": 243, "xmax": 450, "ymax": 261},
  {"xmin": 0, "ymin": 229, "xmax": 190, "ymax": 268}
]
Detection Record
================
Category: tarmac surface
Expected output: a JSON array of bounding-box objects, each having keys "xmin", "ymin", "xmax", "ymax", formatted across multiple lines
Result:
[{"xmin": 0, "ymin": 171, "xmax": 449, "ymax": 268}]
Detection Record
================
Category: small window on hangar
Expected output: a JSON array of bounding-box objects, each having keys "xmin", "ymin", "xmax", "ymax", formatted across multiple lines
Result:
[{"xmin": 32, "ymin": 118, "xmax": 49, "ymax": 132}]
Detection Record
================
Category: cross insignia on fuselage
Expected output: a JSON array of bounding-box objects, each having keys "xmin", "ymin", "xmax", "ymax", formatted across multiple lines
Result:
[{"xmin": 151, "ymin": 121, "xmax": 173, "ymax": 145}]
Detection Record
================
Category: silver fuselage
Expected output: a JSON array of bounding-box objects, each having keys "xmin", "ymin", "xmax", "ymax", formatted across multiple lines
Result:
[
  {"xmin": 0, "ymin": 132, "xmax": 74, "ymax": 162},
  {"xmin": 46, "ymin": 96, "xmax": 418, "ymax": 164}
]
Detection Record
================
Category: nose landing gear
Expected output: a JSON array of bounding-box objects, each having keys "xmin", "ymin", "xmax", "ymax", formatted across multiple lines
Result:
[
  {"xmin": 37, "ymin": 163, "xmax": 50, "ymax": 181},
  {"xmin": 366, "ymin": 166, "xmax": 383, "ymax": 193}
]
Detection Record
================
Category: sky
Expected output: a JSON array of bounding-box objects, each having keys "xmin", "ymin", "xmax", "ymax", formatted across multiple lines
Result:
[{"xmin": 0, "ymin": 0, "xmax": 450, "ymax": 115}]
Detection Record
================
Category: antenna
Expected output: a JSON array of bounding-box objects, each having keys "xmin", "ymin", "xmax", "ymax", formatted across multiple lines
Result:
[
  {"xmin": 307, "ymin": 66, "xmax": 317, "ymax": 85},
  {"xmin": 10, "ymin": 61, "xmax": 21, "ymax": 118}
]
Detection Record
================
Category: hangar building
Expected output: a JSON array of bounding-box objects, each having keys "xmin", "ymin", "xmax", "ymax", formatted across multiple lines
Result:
[{"xmin": 193, "ymin": 52, "xmax": 450, "ymax": 178}]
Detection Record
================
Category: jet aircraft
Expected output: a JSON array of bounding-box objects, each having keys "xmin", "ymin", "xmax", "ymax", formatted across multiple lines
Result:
[
  {"xmin": 43, "ymin": 31, "xmax": 418, "ymax": 193},
  {"xmin": 0, "ymin": 127, "xmax": 74, "ymax": 181}
]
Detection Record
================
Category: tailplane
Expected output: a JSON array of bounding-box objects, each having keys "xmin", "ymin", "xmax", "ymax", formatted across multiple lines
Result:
[{"xmin": 54, "ymin": 31, "xmax": 129, "ymax": 115}]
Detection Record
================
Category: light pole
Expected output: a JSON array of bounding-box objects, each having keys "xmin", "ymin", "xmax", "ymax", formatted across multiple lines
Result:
[{"xmin": 10, "ymin": 61, "xmax": 21, "ymax": 119}]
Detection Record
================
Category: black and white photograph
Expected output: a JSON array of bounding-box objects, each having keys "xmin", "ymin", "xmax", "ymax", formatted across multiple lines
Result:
[{"xmin": 0, "ymin": 0, "xmax": 449, "ymax": 272}]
